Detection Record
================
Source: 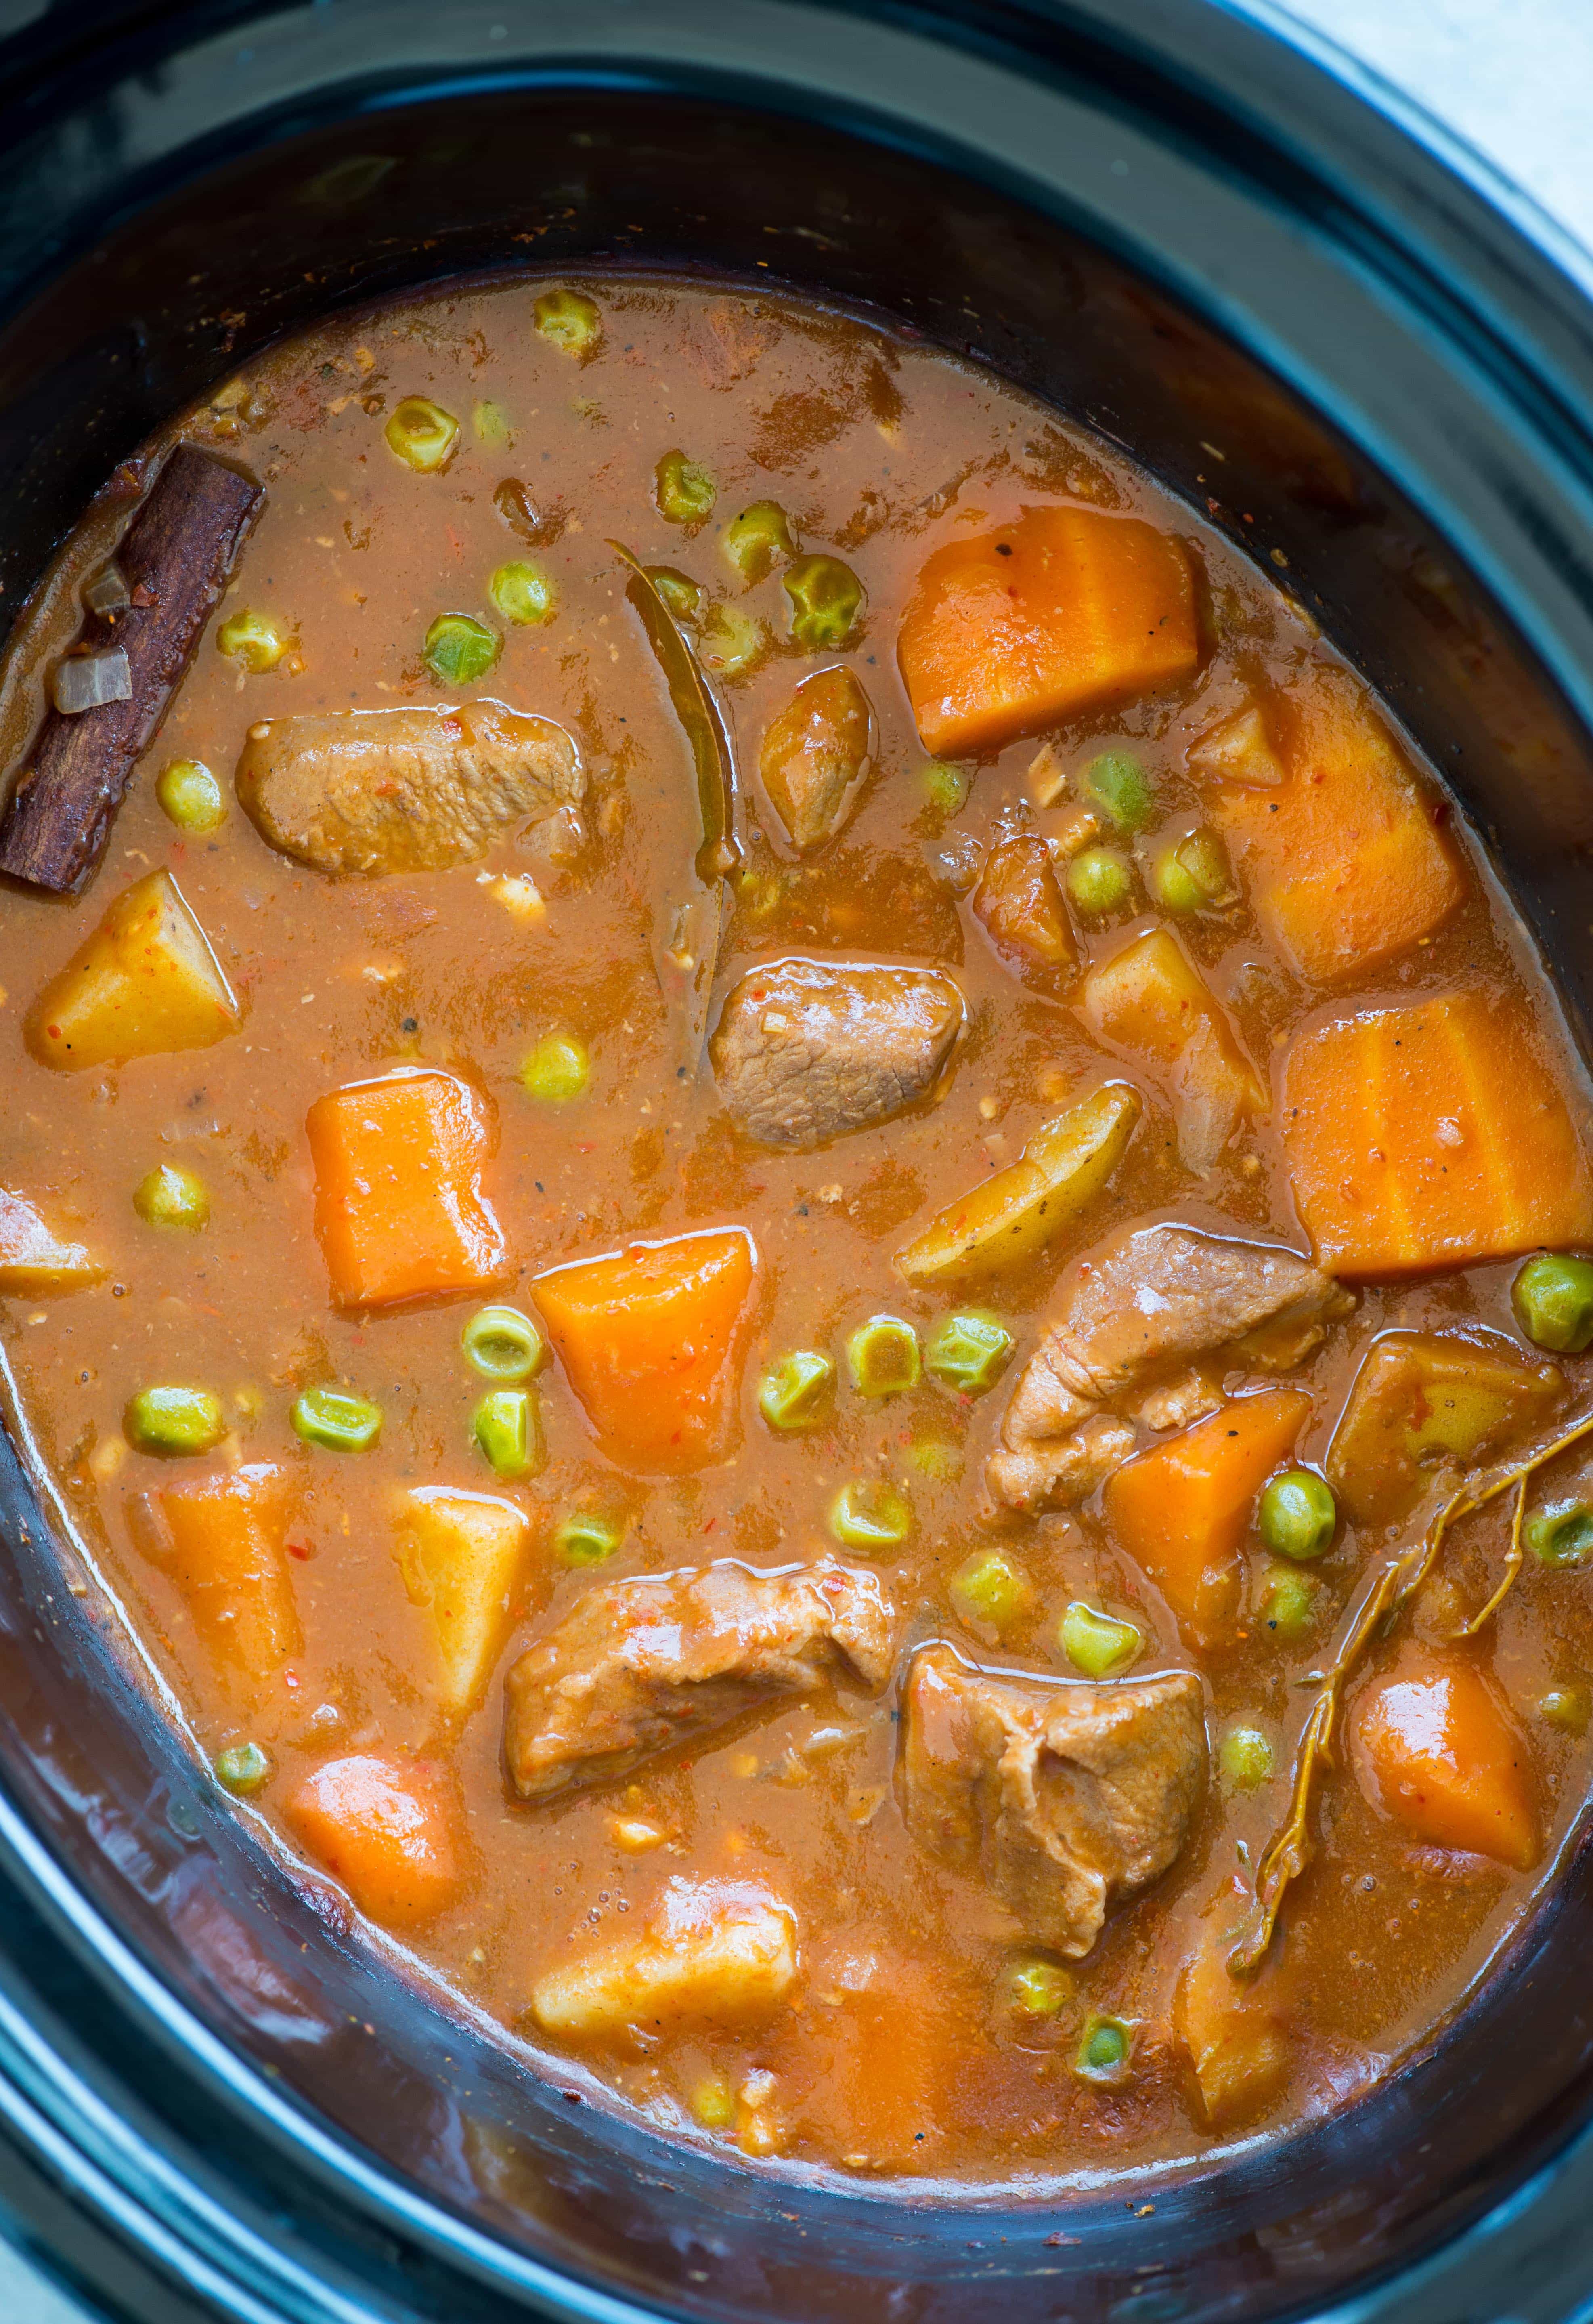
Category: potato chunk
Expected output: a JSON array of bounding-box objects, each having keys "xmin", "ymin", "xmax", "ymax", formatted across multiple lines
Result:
[
  {"xmin": 1174, "ymin": 1904, "xmax": 1292, "ymax": 2128},
  {"xmin": 27, "ymin": 869, "xmax": 241, "ymax": 1071},
  {"xmin": 1080, "ymin": 928, "xmax": 1265, "ymax": 1171},
  {"xmin": 530, "ymin": 1878, "xmax": 797, "ymax": 2038},
  {"xmin": 1326, "ymin": 1329, "xmax": 1564, "ymax": 1528},
  {"xmin": 895, "ymin": 1081, "xmax": 1140, "ymax": 1287},
  {"xmin": 0, "ymin": 1190, "xmax": 103, "ymax": 1291},
  {"xmin": 757, "ymin": 665, "xmax": 873, "ymax": 855},
  {"xmin": 396, "ymin": 1487, "xmax": 532, "ymax": 1721}
]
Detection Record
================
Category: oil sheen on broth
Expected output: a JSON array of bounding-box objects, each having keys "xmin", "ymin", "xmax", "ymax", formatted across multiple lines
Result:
[{"xmin": 1, "ymin": 275, "xmax": 1592, "ymax": 2184}]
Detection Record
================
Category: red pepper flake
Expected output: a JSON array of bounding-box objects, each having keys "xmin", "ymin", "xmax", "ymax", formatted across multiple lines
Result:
[{"xmin": 286, "ymin": 1541, "xmax": 311, "ymax": 1561}]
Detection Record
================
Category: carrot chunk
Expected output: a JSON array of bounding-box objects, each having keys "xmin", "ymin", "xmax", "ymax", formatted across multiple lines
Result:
[
  {"xmin": 1281, "ymin": 991, "xmax": 1593, "ymax": 1277},
  {"xmin": 0, "ymin": 1189, "xmax": 103, "ymax": 1291},
  {"xmin": 1175, "ymin": 1897, "xmax": 1292, "ymax": 2127},
  {"xmin": 1080, "ymin": 927, "xmax": 1266, "ymax": 1172},
  {"xmin": 1350, "ymin": 1647, "xmax": 1539, "ymax": 1870},
  {"xmin": 134, "ymin": 1462, "xmax": 302, "ymax": 1689},
  {"xmin": 533, "ymin": 1229, "xmax": 757, "ymax": 1474},
  {"xmin": 283, "ymin": 1753, "xmax": 464, "ymax": 1927},
  {"xmin": 1105, "ymin": 1388, "xmax": 1311, "ymax": 1646},
  {"xmin": 306, "ymin": 1066, "xmax": 505, "ymax": 1310},
  {"xmin": 897, "ymin": 507, "xmax": 1199, "ymax": 758},
  {"xmin": 1206, "ymin": 667, "xmax": 1464, "ymax": 983}
]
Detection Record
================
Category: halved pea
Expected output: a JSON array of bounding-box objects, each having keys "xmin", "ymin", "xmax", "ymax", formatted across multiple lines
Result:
[
  {"xmin": 1066, "ymin": 845, "xmax": 1132, "ymax": 916},
  {"xmin": 215, "ymin": 1741, "xmax": 271, "ymax": 1797},
  {"xmin": 1526, "ymin": 1499, "xmax": 1593, "ymax": 1568},
  {"xmin": 1219, "ymin": 1726, "xmax": 1274, "ymax": 1790},
  {"xmin": 554, "ymin": 1510, "xmax": 625, "ymax": 1566},
  {"xmin": 723, "ymin": 500, "xmax": 795, "ymax": 583},
  {"xmin": 1541, "ymin": 1685, "xmax": 1592, "ymax": 1734},
  {"xmin": 533, "ymin": 288, "xmax": 602, "ymax": 360},
  {"xmin": 156, "ymin": 758, "xmax": 225, "ymax": 834},
  {"xmin": 1059, "ymin": 1600, "xmax": 1141, "ymax": 1678},
  {"xmin": 828, "ymin": 1479, "xmax": 911, "ymax": 1552},
  {"xmin": 1150, "ymin": 827, "xmax": 1236, "ymax": 913},
  {"xmin": 907, "ymin": 1435, "xmax": 963, "ymax": 1482},
  {"xmin": 489, "ymin": 559, "xmax": 556, "ymax": 626},
  {"xmin": 133, "ymin": 1163, "xmax": 209, "ymax": 1231},
  {"xmin": 424, "ymin": 612, "xmax": 500, "ymax": 685},
  {"xmin": 921, "ymin": 761, "xmax": 970, "ymax": 818},
  {"xmin": 950, "ymin": 1549, "xmax": 1031, "ymax": 1633},
  {"xmin": 924, "ymin": 1312, "xmax": 1013, "ymax": 1396},
  {"xmin": 520, "ymin": 1032, "xmax": 590, "ymax": 1104},
  {"xmin": 656, "ymin": 450, "xmax": 717, "ymax": 526},
  {"xmin": 1258, "ymin": 1563, "xmax": 1316, "ymax": 1641},
  {"xmin": 783, "ymin": 554, "xmax": 863, "ymax": 651},
  {"xmin": 217, "ymin": 609, "xmax": 292, "ymax": 672},
  {"xmin": 1513, "ymin": 1252, "xmax": 1593, "ymax": 1354},
  {"xmin": 125, "ymin": 1386, "xmax": 226, "ymax": 1457},
  {"xmin": 646, "ymin": 565, "xmax": 705, "ymax": 624},
  {"xmin": 1074, "ymin": 2013, "xmax": 1134, "ymax": 2082},
  {"xmin": 472, "ymin": 398, "xmax": 512, "ymax": 446},
  {"xmin": 846, "ymin": 1315, "xmax": 920, "ymax": 1397},
  {"xmin": 291, "ymin": 1385, "xmax": 381, "ymax": 1453},
  {"xmin": 1079, "ymin": 748, "xmax": 1153, "ymax": 833},
  {"xmin": 1258, "ymin": 1469, "xmax": 1337, "ymax": 1562},
  {"xmin": 698, "ymin": 603, "xmax": 765, "ymax": 678},
  {"xmin": 473, "ymin": 1388, "xmax": 543, "ymax": 1480},
  {"xmin": 759, "ymin": 1351, "xmax": 834, "ymax": 1432},
  {"xmin": 462, "ymin": 1305, "xmax": 545, "ymax": 1382},
  {"xmin": 385, "ymin": 396, "xmax": 459, "ymax": 472}
]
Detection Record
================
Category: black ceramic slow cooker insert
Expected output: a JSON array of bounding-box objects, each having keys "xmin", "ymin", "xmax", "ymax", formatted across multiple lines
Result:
[{"xmin": 4, "ymin": 4, "xmax": 1593, "ymax": 2320}]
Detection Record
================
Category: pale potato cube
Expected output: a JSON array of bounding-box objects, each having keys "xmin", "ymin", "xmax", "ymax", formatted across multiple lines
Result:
[
  {"xmin": 0, "ymin": 1189, "xmax": 103, "ymax": 1291},
  {"xmin": 531, "ymin": 1879, "xmax": 797, "ymax": 2038},
  {"xmin": 396, "ymin": 1486, "xmax": 531, "ymax": 1720},
  {"xmin": 27, "ymin": 870, "xmax": 241, "ymax": 1071}
]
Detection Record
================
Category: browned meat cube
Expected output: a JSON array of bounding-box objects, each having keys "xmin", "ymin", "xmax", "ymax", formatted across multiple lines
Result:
[
  {"xmin": 235, "ymin": 700, "xmax": 583, "ymax": 875},
  {"xmin": 712, "ymin": 955, "xmax": 962, "ymax": 1147},
  {"xmin": 971, "ymin": 833, "xmax": 1077, "ymax": 993},
  {"xmin": 899, "ymin": 1643, "xmax": 1206, "ymax": 1956},
  {"xmin": 758, "ymin": 666, "xmax": 874, "ymax": 855},
  {"xmin": 505, "ymin": 1557, "xmax": 895, "ymax": 1801}
]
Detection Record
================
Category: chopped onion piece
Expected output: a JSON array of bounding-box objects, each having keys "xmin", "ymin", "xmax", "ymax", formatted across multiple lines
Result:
[
  {"xmin": 82, "ymin": 560, "xmax": 130, "ymax": 615},
  {"xmin": 52, "ymin": 648, "xmax": 133, "ymax": 715}
]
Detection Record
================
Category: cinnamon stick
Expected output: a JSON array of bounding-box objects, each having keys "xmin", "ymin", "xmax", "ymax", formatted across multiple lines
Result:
[{"xmin": 0, "ymin": 444, "xmax": 264, "ymax": 892}]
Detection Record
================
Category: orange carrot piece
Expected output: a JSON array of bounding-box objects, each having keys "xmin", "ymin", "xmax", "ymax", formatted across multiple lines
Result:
[
  {"xmin": 533, "ymin": 1228, "xmax": 757, "ymax": 1474},
  {"xmin": 1206, "ymin": 666, "xmax": 1464, "ymax": 983},
  {"xmin": 1105, "ymin": 1388, "xmax": 1311, "ymax": 1645},
  {"xmin": 137, "ymin": 1462, "xmax": 302, "ymax": 1686},
  {"xmin": 283, "ymin": 1753, "xmax": 464, "ymax": 1927},
  {"xmin": 897, "ymin": 506, "xmax": 1199, "ymax": 758},
  {"xmin": 1281, "ymin": 991, "xmax": 1593, "ymax": 1277},
  {"xmin": 1080, "ymin": 926, "xmax": 1266, "ymax": 1173},
  {"xmin": 1350, "ymin": 1647, "xmax": 1539, "ymax": 1870},
  {"xmin": 1174, "ymin": 1896, "xmax": 1292, "ymax": 2127},
  {"xmin": 306, "ymin": 1066, "xmax": 505, "ymax": 1310}
]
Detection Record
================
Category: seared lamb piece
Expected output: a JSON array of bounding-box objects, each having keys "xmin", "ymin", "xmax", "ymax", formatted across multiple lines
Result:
[
  {"xmin": 235, "ymin": 700, "xmax": 583, "ymax": 875},
  {"xmin": 988, "ymin": 1222, "xmax": 1348, "ymax": 1512},
  {"xmin": 711, "ymin": 955, "xmax": 962, "ymax": 1147},
  {"xmin": 505, "ymin": 1557, "xmax": 895, "ymax": 1801},
  {"xmin": 900, "ymin": 1644, "xmax": 1207, "ymax": 1956},
  {"xmin": 758, "ymin": 665, "xmax": 874, "ymax": 855}
]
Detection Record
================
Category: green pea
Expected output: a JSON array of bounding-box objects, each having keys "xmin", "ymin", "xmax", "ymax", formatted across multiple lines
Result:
[
  {"xmin": 1513, "ymin": 1253, "xmax": 1593, "ymax": 1354},
  {"xmin": 214, "ymin": 1741, "xmax": 271, "ymax": 1797},
  {"xmin": 125, "ymin": 1386, "xmax": 226, "ymax": 1457},
  {"xmin": 759, "ymin": 1351, "xmax": 834, "ymax": 1432},
  {"xmin": 950, "ymin": 1549, "xmax": 1031, "ymax": 1634},
  {"xmin": 554, "ymin": 1510, "xmax": 625, "ymax": 1567},
  {"xmin": 699, "ymin": 603, "xmax": 765, "ymax": 678},
  {"xmin": 1066, "ymin": 845, "xmax": 1133, "ymax": 916},
  {"xmin": 461, "ymin": 1305, "xmax": 545, "ymax": 1382},
  {"xmin": 473, "ymin": 1388, "xmax": 542, "ymax": 1480},
  {"xmin": 291, "ymin": 1385, "xmax": 382, "ymax": 1454},
  {"xmin": 384, "ymin": 396, "xmax": 459, "ymax": 472},
  {"xmin": 1258, "ymin": 1563, "xmax": 1317, "ymax": 1641},
  {"xmin": 656, "ymin": 450, "xmax": 717, "ymax": 526},
  {"xmin": 1008, "ymin": 1956, "xmax": 1071, "ymax": 2017},
  {"xmin": 1079, "ymin": 748, "xmax": 1153, "ymax": 833},
  {"xmin": 647, "ymin": 565, "xmax": 705, "ymax": 624},
  {"xmin": 723, "ymin": 500, "xmax": 796, "ymax": 583},
  {"xmin": 520, "ymin": 1031, "xmax": 590, "ymax": 1104},
  {"xmin": 156, "ymin": 758, "xmax": 225, "ymax": 834},
  {"xmin": 1150, "ymin": 827, "xmax": 1237, "ymax": 914},
  {"xmin": 1258, "ymin": 1470, "xmax": 1337, "ymax": 1562},
  {"xmin": 424, "ymin": 613, "xmax": 500, "ymax": 686},
  {"xmin": 217, "ymin": 608, "xmax": 291, "ymax": 672},
  {"xmin": 924, "ymin": 1311, "xmax": 1013, "ymax": 1396},
  {"xmin": 1075, "ymin": 2013, "xmax": 1133, "ymax": 2082},
  {"xmin": 133, "ymin": 1163, "xmax": 209, "ymax": 1231},
  {"xmin": 1220, "ymin": 1726, "xmax": 1274, "ymax": 1790},
  {"xmin": 533, "ymin": 287, "xmax": 602, "ymax": 361},
  {"xmin": 846, "ymin": 1315, "xmax": 920, "ymax": 1397},
  {"xmin": 472, "ymin": 398, "xmax": 512, "ymax": 447},
  {"xmin": 907, "ymin": 1435, "xmax": 962, "ymax": 1482},
  {"xmin": 828, "ymin": 1479, "xmax": 912, "ymax": 1552},
  {"xmin": 1526, "ymin": 1499, "xmax": 1593, "ymax": 1568},
  {"xmin": 783, "ymin": 554, "xmax": 864, "ymax": 651},
  {"xmin": 1541, "ymin": 1684, "xmax": 1591, "ymax": 1735},
  {"xmin": 1060, "ymin": 1600, "xmax": 1141, "ymax": 1678},
  {"xmin": 921, "ymin": 761, "xmax": 970, "ymax": 818},
  {"xmin": 489, "ymin": 560, "xmax": 556, "ymax": 626}
]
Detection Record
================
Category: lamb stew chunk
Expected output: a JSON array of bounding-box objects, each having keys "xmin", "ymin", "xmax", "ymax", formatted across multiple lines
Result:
[{"xmin": 1, "ymin": 274, "xmax": 1592, "ymax": 2181}]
